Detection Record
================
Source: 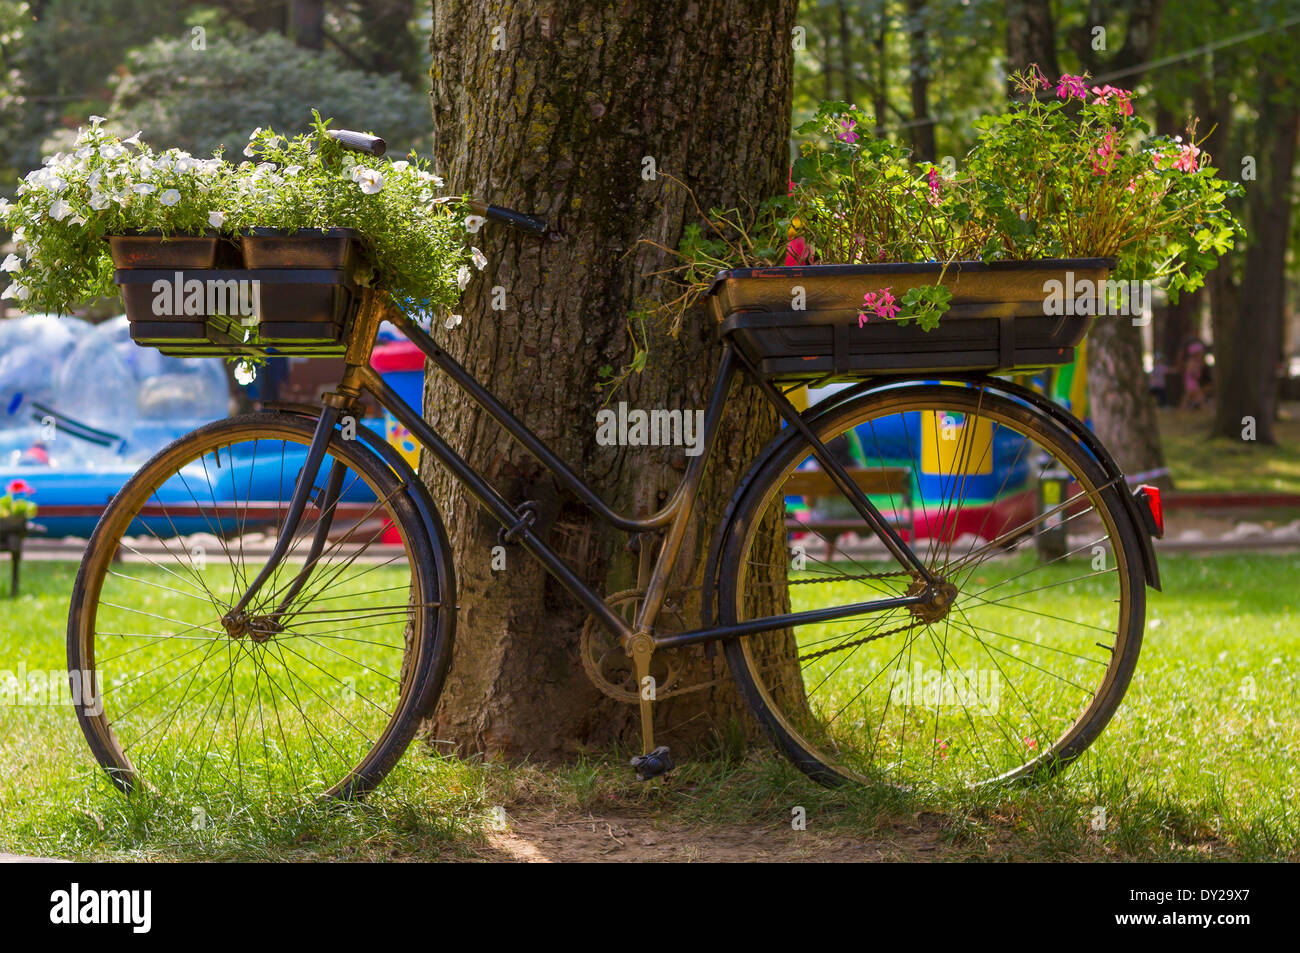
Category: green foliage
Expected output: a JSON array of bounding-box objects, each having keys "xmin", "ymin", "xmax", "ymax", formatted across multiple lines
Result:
[
  {"xmin": 654, "ymin": 71, "xmax": 1245, "ymax": 333},
  {"xmin": 96, "ymin": 26, "xmax": 433, "ymax": 159},
  {"xmin": 1, "ymin": 117, "xmax": 232, "ymax": 313},
  {"xmin": 233, "ymin": 112, "xmax": 469, "ymax": 312},
  {"xmin": 790, "ymin": 100, "xmax": 989, "ymax": 264},
  {"xmin": 1, "ymin": 113, "xmax": 472, "ymax": 318},
  {"xmin": 0, "ymin": 478, "xmax": 36, "ymax": 518},
  {"xmin": 966, "ymin": 69, "xmax": 1246, "ymax": 301}
]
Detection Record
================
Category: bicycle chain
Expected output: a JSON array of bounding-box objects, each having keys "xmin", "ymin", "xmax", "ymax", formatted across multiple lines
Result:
[
  {"xmin": 796, "ymin": 618, "xmax": 922, "ymax": 663},
  {"xmin": 788, "ymin": 569, "xmax": 912, "ymax": 585}
]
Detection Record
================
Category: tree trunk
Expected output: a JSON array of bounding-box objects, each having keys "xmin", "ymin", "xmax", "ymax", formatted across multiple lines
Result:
[
  {"xmin": 424, "ymin": 0, "xmax": 800, "ymax": 761},
  {"xmin": 906, "ymin": 0, "xmax": 935, "ymax": 163},
  {"xmin": 1212, "ymin": 69, "xmax": 1298, "ymax": 445},
  {"xmin": 359, "ymin": 0, "xmax": 421, "ymax": 83},
  {"xmin": 289, "ymin": 1, "xmax": 325, "ymax": 50},
  {"xmin": 1004, "ymin": 0, "xmax": 1059, "ymax": 88},
  {"xmin": 1086, "ymin": 315, "xmax": 1171, "ymax": 486},
  {"xmin": 838, "ymin": 0, "xmax": 855, "ymax": 105}
]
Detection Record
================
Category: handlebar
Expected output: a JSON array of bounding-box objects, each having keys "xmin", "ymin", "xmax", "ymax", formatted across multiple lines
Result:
[
  {"xmin": 327, "ymin": 133, "xmax": 546, "ymax": 238},
  {"xmin": 326, "ymin": 129, "xmax": 387, "ymax": 157},
  {"xmin": 466, "ymin": 199, "xmax": 550, "ymax": 238}
]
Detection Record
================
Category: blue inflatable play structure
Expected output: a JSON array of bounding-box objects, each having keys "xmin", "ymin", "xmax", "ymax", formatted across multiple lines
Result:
[{"xmin": 0, "ymin": 314, "xmax": 413, "ymax": 541}]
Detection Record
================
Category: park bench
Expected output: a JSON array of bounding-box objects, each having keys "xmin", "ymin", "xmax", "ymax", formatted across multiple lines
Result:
[{"xmin": 783, "ymin": 465, "xmax": 918, "ymax": 544}]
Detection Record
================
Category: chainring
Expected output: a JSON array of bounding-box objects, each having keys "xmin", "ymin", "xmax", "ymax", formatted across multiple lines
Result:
[{"xmin": 581, "ymin": 589, "xmax": 692, "ymax": 703}]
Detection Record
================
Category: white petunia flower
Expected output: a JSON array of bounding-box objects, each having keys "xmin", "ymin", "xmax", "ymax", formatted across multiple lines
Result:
[
  {"xmin": 391, "ymin": 160, "xmax": 409, "ymax": 171},
  {"xmin": 48, "ymin": 199, "xmax": 72, "ymax": 221},
  {"xmin": 133, "ymin": 183, "xmax": 156, "ymax": 195},
  {"xmin": 1, "ymin": 282, "xmax": 30, "ymax": 301},
  {"xmin": 457, "ymin": 265, "xmax": 471, "ymax": 290},
  {"xmin": 234, "ymin": 360, "xmax": 257, "ymax": 385},
  {"xmin": 356, "ymin": 168, "xmax": 384, "ymax": 194},
  {"xmin": 471, "ymin": 247, "xmax": 488, "ymax": 270},
  {"xmin": 1, "ymin": 254, "xmax": 22, "ymax": 273},
  {"xmin": 88, "ymin": 192, "xmax": 110, "ymax": 210},
  {"xmin": 208, "ymin": 210, "xmax": 226, "ymax": 228},
  {"xmin": 243, "ymin": 142, "xmax": 258, "ymax": 158},
  {"xmin": 160, "ymin": 189, "xmax": 181, "ymax": 206},
  {"xmin": 444, "ymin": 313, "xmax": 463, "ymax": 330},
  {"xmin": 464, "ymin": 215, "xmax": 485, "ymax": 234},
  {"xmin": 89, "ymin": 115, "xmax": 107, "ymax": 127}
]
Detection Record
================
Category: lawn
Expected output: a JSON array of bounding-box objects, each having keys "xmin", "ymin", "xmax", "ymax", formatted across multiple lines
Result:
[
  {"xmin": 1160, "ymin": 402, "xmax": 1300, "ymax": 495},
  {"xmin": 0, "ymin": 555, "xmax": 1297, "ymax": 861}
]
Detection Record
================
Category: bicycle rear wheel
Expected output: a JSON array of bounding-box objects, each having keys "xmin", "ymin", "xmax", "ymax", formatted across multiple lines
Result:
[
  {"xmin": 67, "ymin": 412, "xmax": 454, "ymax": 802},
  {"xmin": 719, "ymin": 381, "xmax": 1147, "ymax": 789}
]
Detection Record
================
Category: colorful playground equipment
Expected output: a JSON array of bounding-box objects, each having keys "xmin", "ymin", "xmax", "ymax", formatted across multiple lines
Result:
[
  {"xmin": 0, "ymin": 313, "xmax": 418, "ymax": 540},
  {"xmin": 787, "ymin": 352, "xmax": 1088, "ymax": 547}
]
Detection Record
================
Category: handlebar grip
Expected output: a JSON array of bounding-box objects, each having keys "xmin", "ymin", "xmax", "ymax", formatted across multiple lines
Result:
[
  {"xmin": 484, "ymin": 204, "xmax": 549, "ymax": 237},
  {"xmin": 327, "ymin": 129, "xmax": 387, "ymax": 157}
]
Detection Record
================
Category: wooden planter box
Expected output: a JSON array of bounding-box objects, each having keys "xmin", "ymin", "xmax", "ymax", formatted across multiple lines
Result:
[
  {"xmin": 708, "ymin": 258, "xmax": 1114, "ymax": 381},
  {"xmin": 112, "ymin": 229, "xmax": 364, "ymax": 357},
  {"xmin": 108, "ymin": 231, "xmax": 230, "ymax": 269}
]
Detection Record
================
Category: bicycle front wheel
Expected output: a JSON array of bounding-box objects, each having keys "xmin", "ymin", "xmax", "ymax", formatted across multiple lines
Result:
[
  {"xmin": 67, "ymin": 412, "xmax": 453, "ymax": 803},
  {"xmin": 719, "ymin": 381, "xmax": 1146, "ymax": 789}
]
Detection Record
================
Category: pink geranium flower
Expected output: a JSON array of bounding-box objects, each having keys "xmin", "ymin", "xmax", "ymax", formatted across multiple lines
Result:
[
  {"xmin": 1173, "ymin": 142, "xmax": 1202, "ymax": 172},
  {"xmin": 1091, "ymin": 84, "xmax": 1134, "ymax": 116},
  {"xmin": 5, "ymin": 479, "xmax": 34, "ymax": 496},
  {"xmin": 1092, "ymin": 129, "xmax": 1118, "ymax": 176},
  {"xmin": 926, "ymin": 167, "xmax": 942, "ymax": 207},
  {"xmin": 859, "ymin": 287, "xmax": 901, "ymax": 327},
  {"xmin": 839, "ymin": 118, "xmax": 858, "ymax": 144},
  {"xmin": 1056, "ymin": 74, "xmax": 1089, "ymax": 100}
]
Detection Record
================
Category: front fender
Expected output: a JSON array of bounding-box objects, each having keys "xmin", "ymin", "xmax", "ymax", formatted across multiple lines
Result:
[{"xmin": 258, "ymin": 404, "xmax": 459, "ymax": 680}]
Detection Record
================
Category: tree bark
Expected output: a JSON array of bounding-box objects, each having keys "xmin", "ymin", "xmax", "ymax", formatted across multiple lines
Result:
[
  {"xmin": 838, "ymin": 0, "xmax": 855, "ymax": 105},
  {"xmin": 289, "ymin": 0, "xmax": 325, "ymax": 50},
  {"xmin": 1212, "ymin": 73, "xmax": 1298, "ymax": 445},
  {"xmin": 906, "ymin": 0, "xmax": 935, "ymax": 163},
  {"xmin": 1004, "ymin": 0, "xmax": 1059, "ymax": 88},
  {"xmin": 424, "ymin": 0, "xmax": 800, "ymax": 761},
  {"xmin": 1086, "ymin": 314, "xmax": 1171, "ymax": 486}
]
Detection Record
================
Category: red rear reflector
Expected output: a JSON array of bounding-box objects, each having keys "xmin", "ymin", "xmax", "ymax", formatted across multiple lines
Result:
[{"xmin": 1136, "ymin": 484, "xmax": 1164, "ymax": 538}]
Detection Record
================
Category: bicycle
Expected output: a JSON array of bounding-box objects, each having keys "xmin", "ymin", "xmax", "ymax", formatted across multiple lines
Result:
[{"xmin": 67, "ymin": 130, "xmax": 1165, "ymax": 802}]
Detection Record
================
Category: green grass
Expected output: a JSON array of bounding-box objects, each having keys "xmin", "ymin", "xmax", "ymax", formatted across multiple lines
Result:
[
  {"xmin": 1161, "ymin": 403, "xmax": 1300, "ymax": 495},
  {"xmin": 1, "ymin": 555, "xmax": 1297, "ymax": 861}
]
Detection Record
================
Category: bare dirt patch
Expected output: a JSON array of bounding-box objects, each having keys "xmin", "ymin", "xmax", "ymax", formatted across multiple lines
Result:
[{"xmin": 470, "ymin": 809, "xmax": 964, "ymax": 862}]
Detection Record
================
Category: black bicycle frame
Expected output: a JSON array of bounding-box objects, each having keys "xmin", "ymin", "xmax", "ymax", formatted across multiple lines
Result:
[{"xmin": 232, "ymin": 303, "xmax": 937, "ymax": 651}]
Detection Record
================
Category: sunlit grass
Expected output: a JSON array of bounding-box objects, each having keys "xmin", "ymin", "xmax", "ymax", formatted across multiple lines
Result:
[
  {"xmin": 0, "ymin": 554, "xmax": 1297, "ymax": 860},
  {"xmin": 1161, "ymin": 403, "xmax": 1300, "ymax": 495}
]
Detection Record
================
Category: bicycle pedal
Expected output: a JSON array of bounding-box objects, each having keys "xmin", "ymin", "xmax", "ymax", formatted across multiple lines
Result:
[{"xmin": 630, "ymin": 746, "xmax": 674, "ymax": 781}]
